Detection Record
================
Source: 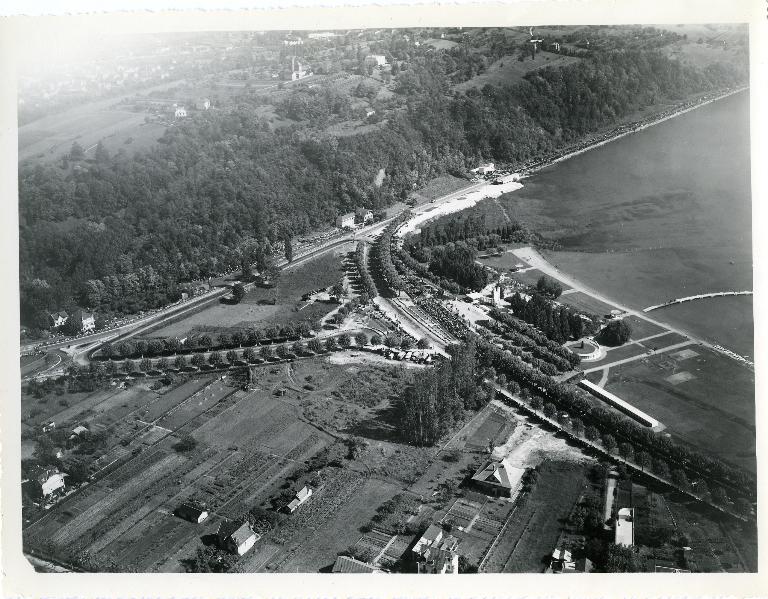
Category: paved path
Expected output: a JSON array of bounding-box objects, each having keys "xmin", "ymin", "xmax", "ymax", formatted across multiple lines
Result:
[{"xmin": 582, "ymin": 340, "xmax": 695, "ymax": 374}]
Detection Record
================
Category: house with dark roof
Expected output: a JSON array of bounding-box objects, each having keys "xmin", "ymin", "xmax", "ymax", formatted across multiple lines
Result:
[
  {"xmin": 332, "ymin": 555, "xmax": 383, "ymax": 573},
  {"xmin": 471, "ymin": 458, "xmax": 526, "ymax": 498},
  {"xmin": 217, "ymin": 520, "xmax": 259, "ymax": 555},
  {"xmin": 174, "ymin": 503, "xmax": 209, "ymax": 523}
]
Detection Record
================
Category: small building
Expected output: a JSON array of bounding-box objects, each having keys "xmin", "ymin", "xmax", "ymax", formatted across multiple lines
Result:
[
  {"xmin": 70, "ymin": 310, "xmax": 96, "ymax": 333},
  {"xmin": 336, "ymin": 213, "xmax": 356, "ymax": 229},
  {"xmin": 471, "ymin": 163, "xmax": 495, "ymax": 175},
  {"xmin": 471, "ymin": 458, "xmax": 526, "ymax": 498},
  {"xmin": 284, "ymin": 485, "xmax": 313, "ymax": 513},
  {"xmin": 217, "ymin": 520, "xmax": 259, "ymax": 555},
  {"xmin": 282, "ymin": 36, "xmax": 304, "ymax": 46},
  {"xmin": 195, "ymin": 98, "xmax": 210, "ymax": 110},
  {"xmin": 550, "ymin": 548, "xmax": 575, "ymax": 573},
  {"xmin": 175, "ymin": 503, "xmax": 209, "ymax": 523},
  {"xmin": 49, "ymin": 311, "xmax": 68, "ymax": 328},
  {"xmin": 356, "ymin": 208, "xmax": 374, "ymax": 224},
  {"xmin": 42, "ymin": 421, "xmax": 55, "ymax": 432},
  {"xmin": 36, "ymin": 467, "xmax": 66, "ymax": 497},
  {"xmin": 365, "ymin": 54, "xmax": 388, "ymax": 67},
  {"xmin": 332, "ymin": 555, "xmax": 383, "ymax": 573},
  {"xmin": 412, "ymin": 524, "xmax": 444, "ymax": 556},
  {"xmin": 615, "ymin": 507, "xmax": 634, "ymax": 547},
  {"xmin": 174, "ymin": 106, "xmax": 187, "ymax": 118},
  {"xmin": 70, "ymin": 425, "xmax": 89, "ymax": 439}
]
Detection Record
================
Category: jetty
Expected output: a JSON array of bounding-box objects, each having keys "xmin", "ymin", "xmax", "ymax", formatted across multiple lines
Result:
[{"xmin": 643, "ymin": 291, "xmax": 752, "ymax": 313}]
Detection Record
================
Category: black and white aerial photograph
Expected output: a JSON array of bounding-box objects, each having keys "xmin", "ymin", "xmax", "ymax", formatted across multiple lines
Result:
[{"xmin": 6, "ymin": 5, "xmax": 762, "ymax": 584}]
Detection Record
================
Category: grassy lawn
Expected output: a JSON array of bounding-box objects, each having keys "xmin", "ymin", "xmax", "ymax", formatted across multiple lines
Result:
[
  {"xmin": 411, "ymin": 175, "xmax": 473, "ymax": 201},
  {"xmin": 604, "ymin": 346, "xmax": 755, "ymax": 471},
  {"xmin": 622, "ymin": 315, "xmax": 668, "ymax": 340},
  {"xmin": 148, "ymin": 251, "xmax": 346, "ymax": 338},
  {"xmin": 555, "ymin": 291, "xmax": 619, "ymax": 317},
  {"xmin": 453, "ymin": 51, "xmax": 581, "ymax": 93}
]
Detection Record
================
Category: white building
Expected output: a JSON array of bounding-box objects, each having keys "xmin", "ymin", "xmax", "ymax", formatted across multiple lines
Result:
[
  {"xmin": 356, "ymin": 208, "xmax": 374, "ymax": 223},
  {"xmin": 217, "ymin": 520, "xmax": 259, "ymax": 555},
  {"xmin": 413, "ymin": 525, "xmax": 460, "ymax": 574},
  {"xmin": 195, "ymin": 98, "xmax": 210, "ymax": 110},
  {"xmin": 285, "ymin": 485, "xmax": 313, "ymax": 513},
  {"xmin": 615, "ymin": 507, "xmax": 634, "ymax": 547},
  {"xmin": 336, "ymin": 213, "xmax": 355, "ymax": 229},
  {"xmin": 471, "ymin": 163, "xmax": 495, "ymax": 175},
  {"xmin": 366, "ymin": 54, "xmax": 388, "ymax": 67},
  {"xmin": 174, "ymin": 106, "xmax": 187, "ymax": 118},
  {"xmin": 37, "ymin": 467, "xmax": 66, "ymax": 497}
]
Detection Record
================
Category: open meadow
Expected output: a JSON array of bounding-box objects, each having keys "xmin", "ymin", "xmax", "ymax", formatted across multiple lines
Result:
[
  {"xmin": 602, "ymin": 346, "xmax": 755, "ymax": 472},
  {"xmin": 147, "ymin": 250, "xmax": 348, "ymax": 339}
]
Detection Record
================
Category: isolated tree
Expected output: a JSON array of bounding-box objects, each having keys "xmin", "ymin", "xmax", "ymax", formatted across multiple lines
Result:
[
  {"xmin": 584, "ymin": 426, "xmax": 600, "ymax": 442},
  {"xmin": 174, "ymin": 355, "xmax": 188, "ymax": 370},
  {"xmin": 191, "ymin": 353, "xmax": 206, "ymax": 367},
  {"xmin": 243, "ymin": 347, "xmax": 256, "ymax": 362},
  {"xmin": 355, "ymin": 332, "xmax": 368, "ymax": 347},
  {"xmin": 308, "ymin": 337, "xmax": 323, "ymax": 353},
  {"xmin": 259, "ymin": 345, "xmax": 273, "ymax": 360},
  {"xmin": 400, "ymin": 337, "xmax": 414, "ymax": 350},
  {"xmin": 369, "ymin": 333, "xmax": 382, "ymax": 346},
  {"xmin": 600, "ymin": 319, "xmax": 632, "ymax": 346},
  {"xmin": 543, "ymin": 402, "xmax": 557, "ymax": 419},
  {"xmin": 198, "ymin": 335, "xmax": 213, "ymax": 350},
  {"xmin": 571, "ymin": 417, "xmax": 585, "ymax": 437},
  {"xmin": 325, "ymin": 337, "xmax": 338, "ymax": 352},
  {"xmin": 226, "ymin": 350, "xmax": 238, "ymax": 364},
  {"xmin": 338, "ymin": 333, "xmax": 352, "ymax": 349},
  {"xmin": 208, "ymin": 351, "xmax": 222, "ymax": 365},
  {"xmin": 284, "ymin": 234, "xmax": 293, "ymax": 263},
  {"xmin": 291, "ymin": 341, "xmax": 305, "ymax": 355},
  {"xmin": 536, "ymin": 275, "xmax": 563, "ymax": 299},
  {"xmin": 383, "ymin": 333, "xmax": 400, "ymax": 348},
  {"xmin": 276, "ymin": 344, "xmax": 289, "ymax": 358},
  {"xmin": 157, "ymin": 357, "xmax": 169, "ymax": 370},
  {"xmin": 217, "ymin": 333, "xmax": 231, "ymax": 348},
  {"xmin": 232, "ymin": 283, "xmax": 246, "ymax": 303},
  {"xmin": 416, "ymin": 337, "xmax": 430, "ymax": 349}
]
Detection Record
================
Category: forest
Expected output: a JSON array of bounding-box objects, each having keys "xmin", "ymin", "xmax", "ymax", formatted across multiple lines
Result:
[{"xmin": 19, "ymin": 40, "xmax": 747, "ymax": 330}]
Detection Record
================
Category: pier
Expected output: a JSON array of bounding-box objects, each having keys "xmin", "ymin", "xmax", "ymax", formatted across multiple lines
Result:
[{"xmin": 643, "ymin": 291, "xmax": 752, "ymax": 313}]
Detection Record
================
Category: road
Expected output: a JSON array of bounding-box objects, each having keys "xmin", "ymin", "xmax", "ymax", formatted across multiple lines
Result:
[{"xmin": 21, "ymin": 216, "xmax": 398, "ymax": 362}]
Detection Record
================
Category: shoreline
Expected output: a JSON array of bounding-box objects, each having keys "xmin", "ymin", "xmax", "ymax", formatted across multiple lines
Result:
[
  {"xmin": 516, "ymin": 246, "xmax": 754, "ymax": 369},
  {"xmin": 519, "ymin": 85, "xmax": 749, "ymax": 176}
]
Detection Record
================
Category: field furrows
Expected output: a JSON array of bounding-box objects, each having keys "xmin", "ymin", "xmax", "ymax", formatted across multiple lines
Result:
[
  {"xmin": 85, "ymin": 448, "xmax": 223, "ymax": 554},
  {"xmin": 48, "ymin": 452, "xmax": 186, "ymax": 547}
]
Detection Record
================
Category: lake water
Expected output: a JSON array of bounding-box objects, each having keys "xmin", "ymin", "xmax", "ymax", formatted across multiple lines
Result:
[{"xmin": 503, "ymin": 91, "xmax": 753, "ymax": 358}]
